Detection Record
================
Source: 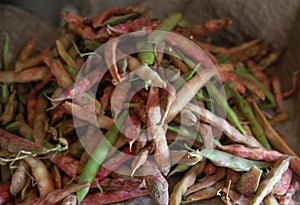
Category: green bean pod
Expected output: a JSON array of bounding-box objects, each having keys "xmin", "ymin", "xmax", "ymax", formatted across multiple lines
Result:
[
  {"xmin": 168, "ymin": 164, "xmax": 190, "ymax": 177},
  {"xmin": 199, "ymin": 149, "xmax": 272, "ymax": 172},
  {"xmin": 3, "ymin": 32, "xmax": 11, "ymax": 70},
  {"xmin": 170, "ymin": 53, "xmax": 225, "ymax": 122},
  {"xmin": 1, "ymin": 91, "xmax": 17, "ymax": 125},
  {"xmin": 206, "ymin": 83, "xmax": 246, "ymax": 135},
  {"xmin": 177, "ymin": 18, "xmax": 192, "ymax": 28},
  {"xmin": 173, "ymin": 63, "xmax": 200, "ymax": 90},
  {"xmin": 167, "ymin": 125, "xmax": 202, "ymax": 143},
  {"xmin": 1, "ymin": 33, "xmax": 11, "ymax": 106},
  {"xmin": 176, "ymin": 49, "xmax": 196, "ymax": 69},
  {"xmin": 235, "ymin": 64, "xmax": 275, "ymax": 106},
  {"xmin": 202, "ymin": 87, "xmax": 214, "ymax": 112},
  {"xmin": 0, "ymin": 85, "xmax": 10, "ymax": 106},
  {"xmin": 195, "ymin": 92, "xmax": 212, "ymax": 102},
  {"xmin": 76, "ymin": 111, "xmax": 128, "ymax": 203},
  {"xmin": 138, "ymin": 13, "xmax": 182, "ymax": 65},
  {"xmin": 227, "ymin": 81, "xmax": 272, "ymax": 149}
]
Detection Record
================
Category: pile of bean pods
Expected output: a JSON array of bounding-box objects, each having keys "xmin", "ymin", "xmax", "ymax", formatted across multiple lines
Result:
[{"xmin": 0, "ymin": 6, "xmax": 299, "ymax": 205}]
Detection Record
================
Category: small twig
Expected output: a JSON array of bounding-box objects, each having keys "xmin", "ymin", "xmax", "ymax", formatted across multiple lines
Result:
[
  {"xmin": 226, "ymin": 180, "xmax": 232, "ymax": 201},
  {"xmin": 95, "ymin": 179, "xmax": 104, "ymax": 193},
  {"xmin": 72, "ymin": 41, "xmax": 96, "ymax": 57}
]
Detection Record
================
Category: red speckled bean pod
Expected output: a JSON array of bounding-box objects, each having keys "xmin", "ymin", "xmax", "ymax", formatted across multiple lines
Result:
[
  {"xmin": 271, "ymin": 76, "xmax": 283, "ymax": 112},
  {"xmin": 108, "ymin": 19, "xmax": 160, "ymax": 35},
  {"xmin": 203, "ymin": 162, "xmax": 217, "ymax": 176},
  {"xmin": 259, "ymin": 50, "xmax": 281, "ymax": 70},
  {"xmin": 81, "ymin": 189, "xmax": 149, "ymax": 205},
  {"xmin": 191, "ymin": 18, "xmax": 232, "ymax": 37},
  {"xmin": 239, "ymin": 76, "xmax": 265, "ymax": 99},
  {"xmin": 53, "ymin": 65, "xmax": 107, "ymax": 101},
  {"xmin": 272, "ymin": 168, "xmax": 292, "ymax": 195},
  {"xmin": 139, "ymin": 159, "xmax": 169, "ymax": 205},
  {"xmin": 185, "ymin": 167, "xmax": 227, "ymax": 196},
  {"xmin": 180, "ymin": 108, "xmax": 198, "ymax": 127},
  {"xmin": 43, "ymin": 57, "xmax": 73, "ymax": 89},
  {"xmin": 0, "ymin": 66, "xmax": 51, "ymax": 84},
  {"xmin": 61, "ymin": 12, "xmax": 95, "ymax": 40},
  {"xmin": 245, "ymin": 60, "xmax": 270, "ymax": 91},
  {"xmin": 170, "ymin": 160, "xmax": 207, "ymax": 205},
  {"xmin": 107, "ymin": 18, "xmax": 145, "ymax": 34},
  {"xmin": 227, "ymin": 39, "xmax": 260, "ymax": 55},
  {"xmin": 48, "ymin": 153, "xmax": 79, "ymax": 178},
  {"xmin": 186, "ymin": 103, "xmax": 262, "ymax": 148},
  {"xmin": 170, "ymin": 150, "xmax": 202, "ymax": 166},
  {"xmin": 18, "ymin": 182, "xmax": 89, "ymax": 205},
  {"xmin": 62, "ymin": 101, "xmax": 113, "ymax": 130},
  {"xmin": 0, "ymin": 91, "xmax": 17, "ymax": 125},
  {"xmin": 26, "ymin": 88, "xmax": 37, "ymax": 126},
  {"xmin": 92, "ymin": 6, "xmax": 120, "ymax": 28},
  {"xmin": 95, "ymin": 148, "xmax": 133, "ymax": 180},
  {"xmin": 96, "ymin": 178, "xmax": 146, "ymax": 191},
  {"xmin": 17, "ymin": 37, "xmax": 36, "ymax": 61},
  {"xmin": 237, "ymin": 166, "xmax": 263, "ymax": 196},
  {"xmin": 0, "ymin": 182, "xmax": 13, "ymax": 204},
  {"xmin": 26, "ymin": 81, "xmax": 47, "ymax": 126},
  {"xmin": 111, "ymin": 81, "xmax": 131, "ymax": 116},
  {"xmin": 100, "ymin": 84, "xmax": 114, "ymax": 111},
  {"xmin": 197, "ymin": 122, "xmax": 214, "ymax": 149},
  {"xmin": 131, "ymin": 93, "xmax": 147, "ymax": 123},
  {"xmin": 15, "ymin": 48, "xmax": 51, "ymax": 72},
  {"xmin": 0, "ymin": 128, "xmax": 47, "ymax": 154},
  {"xmin": 215, "ymin": 141, "xmax": 284, "ymax": 162},
  {"xmin": 166, "ymin": 68, "xmax": 216, "ymax": 123},
  {"xmin": 131, "ymin": 146, "xmax": 150, "ymax": 177},
  {"xmin": 24, "ymin": 156, "xmax": 55, "ymax": 196},
  {"xmin": 60, "ymin": 194, "xmax": 77, "ymax": 205},
  {"xmin": 50, "ymin": 107, "xmax": 65, "ymax": 125},
  {"xmin": 277, "ymin": 180, "xmax": 300, "ymax": 204},
  {"xmin": 185, "ymin": 179, "xmax": 226, "ymax": 202},
  {"xmin": 226, "ymin": 169, "xmax": 241, "ymax": 192},
  {"xmin": 282, "ymin": 71, "xmax": 298, "ymax": 98},
  {"xmin": 105, "ymin": 37, "xmax": 122, "ymax": 84},
  {"xmin": 51, "ymin": 165, "xmax": 62, "ymax": 189},
  {"xmin": 32, "ymin": 93, "xmax": 49, "ymax": 144},
  {"xmin": 10, "ymin": 160, "xmax": 29, "ymax": 195},
  {"xmin": 219, "ymin": 70, "xmax": 246, "ymax": 94},
  {"xmin": 146, "ymin": 86, "xmax": 170, "ymax": 175},
  {"xmin": 122, "ymin": 111, "xmax": 141, "ymax": 150},
  {"xmin": 221, "ymin": 188, "xmax": 253, "ymax": 205},
  {"xmin": 194, "ymin": 41, "xmax": 228, "ymax": 55},
  {"xmin": 127, "ymin": 56, "xmax": 166, "ymax": 88}
]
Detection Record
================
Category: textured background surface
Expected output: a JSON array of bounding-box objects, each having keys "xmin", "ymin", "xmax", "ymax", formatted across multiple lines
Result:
[
  {"xmin": 0, "ymin": 5, "xmax": 57, "ymax": 60},
  {"xmin": 0, "ymin": 1, "xmax": 299, "ymax": 204}
]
